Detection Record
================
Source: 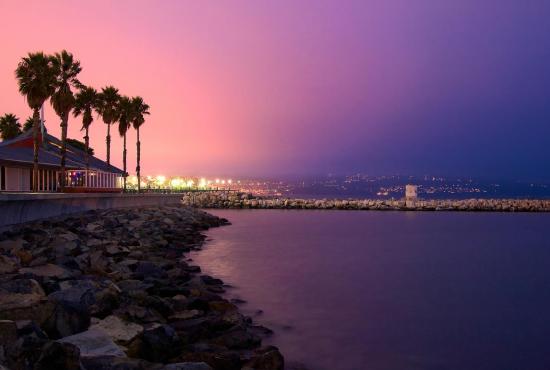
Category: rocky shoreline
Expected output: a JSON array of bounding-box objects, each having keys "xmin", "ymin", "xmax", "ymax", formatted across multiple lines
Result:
[
  {"xmin": 182, "ymin": 192, "xmax": 550, "ymax": 212},
  {"xmin": 0, "ymin": 206, "xmax": 284, "ymax": 370}
]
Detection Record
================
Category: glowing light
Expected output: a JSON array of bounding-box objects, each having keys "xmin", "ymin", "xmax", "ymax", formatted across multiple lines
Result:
[
  {"xmin": 156, "ymin": 175, "xmax": 166, "ymax": 186},
  {"xmin": 221, "ymin": 180, "xmax": 226, "ymax": 185},
  {"xmin": 228, "ymin": 179, "xmax": 232, "ymax": 184},
  {"xmin": 170, "ymin": 178, "xmax": 182, "ymax": 188},
  {"xmin": 215, "ymin": 179, "xmax": 220, "ymax": 184},
  {"xmin": 186, "ymin": 180, "xmax": 194, "ymax": 187}
]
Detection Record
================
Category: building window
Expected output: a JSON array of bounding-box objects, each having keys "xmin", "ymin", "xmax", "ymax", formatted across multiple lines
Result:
[{"xmin": 1, "ymin": 166, "xmax": 5, "ymax": 190}]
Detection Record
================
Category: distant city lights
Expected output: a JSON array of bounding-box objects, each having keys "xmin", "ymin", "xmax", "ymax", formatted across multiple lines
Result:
[{"xmin": 125, "ymin": 175, "xmax": 239, "ymax": 191}]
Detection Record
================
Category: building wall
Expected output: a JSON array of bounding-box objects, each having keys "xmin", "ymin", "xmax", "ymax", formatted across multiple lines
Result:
[{"xmin": 4, "ymin": 167, "xmax": 31, "ymax": 191}]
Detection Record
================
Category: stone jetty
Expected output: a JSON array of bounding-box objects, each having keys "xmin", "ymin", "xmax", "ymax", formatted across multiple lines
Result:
[
  {"xmin": 182, "ymin": 192, "xmax": 550, "ymax": 212},
  {"xmin": 0, "ymin": 206, "xmax": 283, "ymax": 370}
]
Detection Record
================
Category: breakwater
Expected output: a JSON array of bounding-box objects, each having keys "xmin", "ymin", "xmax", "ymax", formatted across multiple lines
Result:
[
  {"xmin": 181, "ymin": 192, "xmax": 550, "ymax": 212},
  {"xmin": 0, "ymin": 206, "xmax": 283, "ymax": 370}
]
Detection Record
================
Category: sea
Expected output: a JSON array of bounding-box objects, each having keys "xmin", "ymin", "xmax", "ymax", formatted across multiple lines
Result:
[{"xmin": 191, "ymin": 209, "xmax": 550, "ymax": 370}]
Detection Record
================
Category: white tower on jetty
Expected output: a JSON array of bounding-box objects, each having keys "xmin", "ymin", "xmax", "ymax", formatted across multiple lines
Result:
[{"xmin": 405, "ymin": 184, "xmax": 418, "ymax": 207}]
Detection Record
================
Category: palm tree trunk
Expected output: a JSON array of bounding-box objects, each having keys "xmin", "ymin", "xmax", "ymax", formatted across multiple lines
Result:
[
  {"xmin": 123, "ymin": 133, "xmax": 127, "ymax": 191},
  {"xmin": 136, "ymin": 127, "xmax": 141, "ymax": 193},
  {"xmin": 32, "ymin": 108, "xmax": 40, "ymax": 192},
  {"xmin": 59, "ymin": 112, "xmax": 69, "ymax": 192},
  {"xmin": 106, "ymin": 123, "xmax": 111, "ymax": 165},
  {"xmin": 84, "ymin": 127, "xmax": 90, "ymax": 187}
]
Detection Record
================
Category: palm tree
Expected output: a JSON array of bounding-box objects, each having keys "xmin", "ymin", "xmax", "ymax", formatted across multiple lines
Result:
[
  {"xmin": 130, "ymin": 96, "xmax": 150, "ymax": 192},
  {"xmin": 73, "ymin": 86, "xmax": 99, "ymax": 172},
  {"xmin": 50, "ymin": 50, "xmax": 82, "ymax": 191},
  {"xmin": 23, "ymin": 116, "xmax": 34, "ymax": 132},
  {"xmin": 0, "ymin": 113, "xmax": 22, "ymax": 140},
  {"xmin": 97, "ymin": 86, "xmax": 120, "ymax": 165},
  {"xmin": 15, "ymin": 52, "xmax": 57, "ymax": 191},
  {"xmin": 117, "ymin": 96, "xmax": 134, "ymax": 191}
]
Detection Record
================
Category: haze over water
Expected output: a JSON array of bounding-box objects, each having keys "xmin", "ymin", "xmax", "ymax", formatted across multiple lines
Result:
[{"xmin": 192, "ymin": 210, "xmax": 550, "ymax": 370}]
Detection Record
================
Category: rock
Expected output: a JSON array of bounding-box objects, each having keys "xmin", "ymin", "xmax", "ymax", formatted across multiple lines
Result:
[
  {"xmin": 134, "ymin": 261, "xmax": 166, "ymax": 279},
  {"xmin": 0, "ymin": 291, "xmax": 54, "ymax": 325},
  {"xmin": 19, "ymin": 264, "xmax": 71, "ymax": 280},
  {"xmin": 89, "ymin": 251, "xmax": 109, "ymax": 273},
  {"xmin": 0, "ymin": 278, "xmax": 45, "ymax": 295},
  {"xmin": 15, "ymin": 249, "xmax": 33, "ymax": 265},
  {"xmin": 168, "ymin": 310, "xmax": 201, "ymax": 321},
  {"xmin": 141, "ymin": 324, "xmax": 180, "ymax": 362},
  {"xmin": 0, "ymin": 238, "xmax": 26, "ymax": 252},
  {"xmin": 117, "ymin": 279, "xmax": 154, "ymax": 296},
  {"xmin": 163, "ymin": 363, "xmax": 212, "ymax": 370},
  {"xmin": 81, "ymin": 355, "xmax": 152, "ymax": 370},
  {"xmin": 211, "ymin": 328, "xmax": 261, "ymax": 349},
  {"xmin": 90, "ymin": 315, "xmax": 143, "ymax": 344},
  {"xmin": 208, "ymin": 301, "xmax": 238, "ymax": 313},
  {"xmin": 34, "ymin": 341, "xmax": 81, "ymax": 370},
  {"xmin": 243, "ymin": 346, "xmax": 285, "ymax": 370},
  {"xmin": 54, "ymin": 279, "xmax": 120, "ymax": 318},
  {"xmin": 0, "ymin": 320, "xmax": 17, "ymax": 346},
  {"xmin": 58, "ymin": 328, "xmax": 126, "ymax": 357},
  {"xmin": 0, "ymin": 255, "xmax": 17, "ymax": 274}
]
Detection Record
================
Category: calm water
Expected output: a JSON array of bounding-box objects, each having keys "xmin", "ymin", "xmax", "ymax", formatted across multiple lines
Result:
[{"xmin": 190, "ymin": 210, "xmax": 550, "ymax": 370}]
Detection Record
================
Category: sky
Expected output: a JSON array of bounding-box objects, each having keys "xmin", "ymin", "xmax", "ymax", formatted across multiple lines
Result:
[{"xmin": 1, "ymin": 0, "xmax": 549, "ymax": 180}]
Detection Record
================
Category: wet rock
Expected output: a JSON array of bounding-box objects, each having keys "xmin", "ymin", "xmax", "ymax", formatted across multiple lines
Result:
[
  {"xmin": 58, "ymin": 328, "xmax": 126, "ymax": 357},
  {"xmin": 243, "ymin": 346, "xmax": 285, "ymax": 370},
  {"xmin": 211, "ymin": 328, "xmax": 261, "ymax": 350},
  {"xmin": 34, "ymin": 341, "xmax": 81, "ymax": 370}
]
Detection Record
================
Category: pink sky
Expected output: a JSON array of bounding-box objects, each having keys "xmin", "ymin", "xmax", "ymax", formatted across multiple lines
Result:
[
  {"xmin": 2, "ymin": 1, "xmax": 549, "ymax": 179},
  {"xmin": 0, "ymin": 0, "xmax": 414, "ymax": 177}
]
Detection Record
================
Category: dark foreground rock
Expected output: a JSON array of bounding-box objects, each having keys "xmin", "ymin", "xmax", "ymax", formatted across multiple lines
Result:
[{"xmin": 0, "ymin": 206, "xmax": 283, "ymax": 370}]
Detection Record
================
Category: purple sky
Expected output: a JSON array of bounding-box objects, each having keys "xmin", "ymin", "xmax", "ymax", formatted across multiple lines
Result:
[{"xmin": 1, "ymin": 0, "xmax": 550, "ymax": 179}]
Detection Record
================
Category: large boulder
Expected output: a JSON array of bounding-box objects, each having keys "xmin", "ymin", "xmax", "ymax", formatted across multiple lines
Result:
[
  {"xmin": 58, "ymin": 328, "xmax": 126, "ymax": 357},
  {"xmin": 141, "ymin": 324, "xmax": 181, "ymax": 362},
  {"xmin": 90, "ymin": 315, "xmax": 144, "ymax": 345},
  {"xmin": 0, "ymin": 290, "xmax": 54, "ymax": 326}
]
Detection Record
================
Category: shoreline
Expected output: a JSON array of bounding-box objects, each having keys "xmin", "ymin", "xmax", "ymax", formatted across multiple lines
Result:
[
  {"xmin": 0, "ymin": 206, "xmax": 284, "ymax": 370},
  {"xmin": 182, "ymin": 192, "xmax": 550, "ymax": 212}
]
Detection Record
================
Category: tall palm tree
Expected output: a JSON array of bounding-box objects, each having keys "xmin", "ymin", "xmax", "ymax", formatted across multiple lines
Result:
[
  {"xmin": 130, "ymin": 96, "xmax": 150, "ymax": 193},
  {"xmin": 97, "ymin": 86, "xmax": 120, "ymax": 165},
  {"xmin": 117, "ymin": 96, "xmax": 134, "ymax": 191},
  {"xmin": 73, "ymin": 86, "xmax": 99, "ymax": 172},
  {"xmin": 50, "ymin": 50, "xmax": 82, "ymax": 191},
  {"xmin": 0, "ymin": 113, "xmax": 22, "ymax": 140},
  {"xmin": 15, "ymin": 52, "xmax": 57, "ymax": 191}
]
